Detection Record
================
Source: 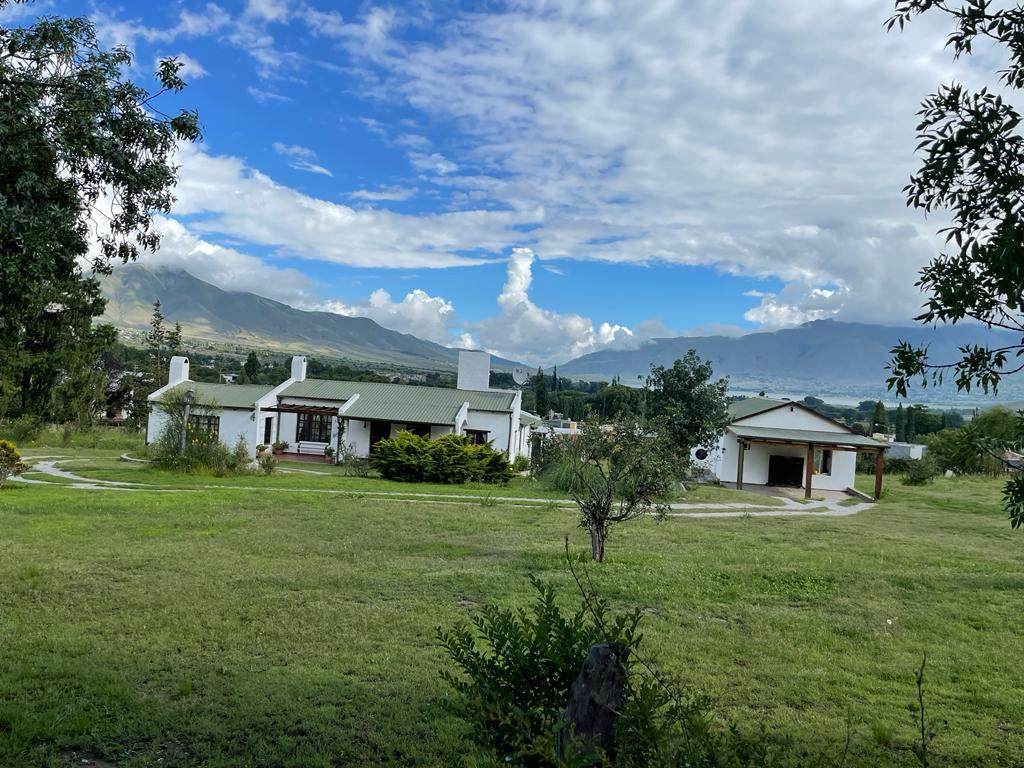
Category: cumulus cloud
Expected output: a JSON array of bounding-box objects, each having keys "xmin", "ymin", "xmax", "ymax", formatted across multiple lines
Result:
[
  {"xmin": 317, "ymin": 288, "xmax": 459, "ymax": 345},
  {"xmin": 468, "ymin": 248, "xmax": 646, "ymax": 364}
]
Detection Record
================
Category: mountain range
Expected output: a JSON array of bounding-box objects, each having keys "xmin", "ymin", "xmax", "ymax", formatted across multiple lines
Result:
[
  {"xmin": 100, "ymin": 266, "xmax": 496, "ymax": 371},
  {"xmin": 100, "ymin": 266, "xmax": 1023, "ymax": 400},
  {"xmin": 560, "ymin": 320, "xmax": 1023, "ymax": 400}
]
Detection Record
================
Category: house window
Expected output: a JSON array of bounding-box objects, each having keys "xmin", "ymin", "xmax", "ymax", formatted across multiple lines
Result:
[
  {"xmin": 465, "ymin": 429, "xmax": 490, "ymax": 445},
  {"xmin": 188, "ymin": 414, "xmax": 220, "ymax": 441},
  {"xmin": 818, "ymin": 449, "xmax": 833, "ymax": 475},
  {"xmin": 296, "ymin": 412, "xmax": 332, "ymax": 443}
]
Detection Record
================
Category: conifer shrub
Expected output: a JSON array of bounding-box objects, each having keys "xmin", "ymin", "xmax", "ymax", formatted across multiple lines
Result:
[{"xmin": 372, "ymin": 431, "xmax": 513, "ymax": 484}]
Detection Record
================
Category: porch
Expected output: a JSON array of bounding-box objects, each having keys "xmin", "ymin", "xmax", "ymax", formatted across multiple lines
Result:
[{"xmin": 730, "ymin": 424, "xmax": 887, "ymax": 501}]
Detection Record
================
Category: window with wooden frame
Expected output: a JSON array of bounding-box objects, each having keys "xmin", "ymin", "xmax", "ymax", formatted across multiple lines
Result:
[
  {"xmin": 188, "ymin": 414, "xmax": 220, "ymax": 442},
  {"xmin": 296, "ymin": 412, "xmax": 332, "ymax": 443},
  {"xmin": 464, "ymin": 429, "xmax": 490, "ymax": 446}
]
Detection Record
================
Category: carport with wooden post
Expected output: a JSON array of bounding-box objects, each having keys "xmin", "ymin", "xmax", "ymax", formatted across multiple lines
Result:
[{"xmin": 730, "ymin": 424, "xmax": 888, "ymax": 500}]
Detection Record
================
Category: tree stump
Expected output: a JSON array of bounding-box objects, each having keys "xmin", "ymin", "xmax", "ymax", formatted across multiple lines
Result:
[{"xmin": 557, "ymin": 642, "xmax": 630, "ymax": 761}]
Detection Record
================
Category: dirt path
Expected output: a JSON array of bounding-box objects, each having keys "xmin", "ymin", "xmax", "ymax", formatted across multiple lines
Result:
[{"xmin": 13, "ymin": 458, "xmax": 873, "ymax": 517}]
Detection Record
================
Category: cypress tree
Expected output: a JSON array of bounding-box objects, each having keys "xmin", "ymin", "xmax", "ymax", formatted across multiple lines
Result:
[{"xmin": 895, "ymin": 404, "xmax": 906, "ymax": 442}]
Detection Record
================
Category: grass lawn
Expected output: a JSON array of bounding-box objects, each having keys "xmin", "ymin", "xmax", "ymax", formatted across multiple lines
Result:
[
  {"xmin": 1, "ymin": 452, "xmax": 1022, "ymax": 767},
  {"xmin": 17, "ymin": 449, "xmax": 782, "ymax": 507}
]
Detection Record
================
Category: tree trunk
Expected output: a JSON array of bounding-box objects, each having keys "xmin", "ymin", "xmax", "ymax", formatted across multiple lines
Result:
[
  {"xmin": 558, "ymin": 642, "xmax": 630, "ymax": 760},
  {"xmin": 590, "ymin": 529, "xmax": 605, "ymax": 562}
]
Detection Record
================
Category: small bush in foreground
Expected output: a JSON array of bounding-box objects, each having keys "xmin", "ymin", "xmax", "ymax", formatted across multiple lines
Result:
[
  {"xmin": 372, "ymin": 432, "xmax": 513, "ymax": 484},
  {"xmin": 0, "ymin": 440, "xmax": 29, "ymax": 488},
  {"xmin": 439, "ymin": 569, "xmax": 805, "ymax": 767}
]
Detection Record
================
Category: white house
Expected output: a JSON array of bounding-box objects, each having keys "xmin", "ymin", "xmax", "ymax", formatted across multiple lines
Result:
[
  {"xmin": 147, "ymin": 351, "xmax": 537, "ymax": 462},
  {"xmin": 696, "ymin": 397, "xmax": 888, "ymax": 499}
]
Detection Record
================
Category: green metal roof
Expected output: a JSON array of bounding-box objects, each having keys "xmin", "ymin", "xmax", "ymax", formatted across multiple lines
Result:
[
  {"xmin": 519, "ymin": 411, "xmax": 543, "ymax": 426},
  {"xmin": 281, "ymin": 378, "xmax": 517, "ymax": 426},
  {"xmin": 155, "ymin": 382, "xmax": 275, "ymax": 410},
  {"xmin": 729, "ymin": 424, "xmax": 887, "ymax": 449},
  {"xmin": 728, "ymin": 397, "xmax": 788, "ymax": 421}
]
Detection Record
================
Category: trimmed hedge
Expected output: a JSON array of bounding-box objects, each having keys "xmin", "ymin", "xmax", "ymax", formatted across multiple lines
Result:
[{"xmin": 372, "ymin": 431, "xmax": 513, "ymax": 484}]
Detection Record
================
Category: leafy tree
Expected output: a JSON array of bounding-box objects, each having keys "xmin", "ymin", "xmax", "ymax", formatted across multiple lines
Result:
[
  {"xmin": 887, "ymin": 1, "xmax": 1024, "ymax": 397},
  {"xmin": 549, "ymin": 420, "xmax": 681, "ymax": 561},
  {"xmin": 645, "ymin": 350, "xmax": 730, "ymax": 457},
  {"xmin": 533, "ymin": 367, "xmax": 550, "ymax": 418},
  {"xmin": 895, "ymin": 403, "xmax": 907, "ymax": 442},
  {"xmin": 886, "ymin": 1, "xmax": 1024, "ymax": 528},
  {"xmin": 244, "ymin": 351, "xmax": 261, "ymax": 380},
  {"xmin": 0, "ymin": 2, "xmax": 200, "ymax": 422},
  {"xmin": 872, "ymin": 401, "xmax": 890, "ymax": 433}
]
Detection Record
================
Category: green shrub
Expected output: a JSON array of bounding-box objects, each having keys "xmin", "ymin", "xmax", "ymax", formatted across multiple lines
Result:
[
  {"xmin": 4, "ymin": 415, "xmax": 42, "ymax": 443},
  {"xmin": 511, "ymin": 454, "xmax": 530, "ymax": 473},
  {"xmin": 438, "ymin": 576, "xmax": 641, "ymax": 765},
  {"xmin": 903, "ymin": 456, "xmax": 939, "ymax": 486},
  {"xmin": 257, "ymin": 453, "xmax": 277, "ymax": 476},
  {"xmin": 0, "ymin": 440, "xmax": 29, "ymax": 488},
  {"xmin": 439, "ymin": 574, "xmax": 797, "ymax": 767},
  {"xmin": 372, "ymin": 431, "xmax": 513, "ymax": 484}
]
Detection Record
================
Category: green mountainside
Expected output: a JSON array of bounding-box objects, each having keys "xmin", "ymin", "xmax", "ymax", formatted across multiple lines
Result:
[{"xmin": 100, "ymin": 266, "xmax": 468, "ymax": 370}]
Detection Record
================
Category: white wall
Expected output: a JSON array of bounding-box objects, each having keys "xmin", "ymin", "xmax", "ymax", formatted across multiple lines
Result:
[
  {"xmin": 718, "ymin": 432, "xmax": 857, "ymax": 491},
  {"xmin": 735, "ymin": 403, "xmax": 843, "ymax": 431},
  {"xmin": 146, "ymin": 406, "xmax": 257, "ymax": 455}
]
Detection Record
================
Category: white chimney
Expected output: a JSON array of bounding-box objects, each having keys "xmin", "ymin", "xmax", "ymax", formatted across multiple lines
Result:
[
  {"xmin": 457, "ymin": 350, "xmax": 491, "ymax": 391},
  {"xmin": 168, "ymin": 356, "xmax": 189, "ymax": 385},
  {"xmin": 291, "ymin": 355, "xmax": 307, "ymax": 382}
]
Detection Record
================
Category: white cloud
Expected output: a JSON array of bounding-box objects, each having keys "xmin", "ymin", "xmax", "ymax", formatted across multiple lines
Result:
[
  {"xmin": 272, "ymin": 142, "xmax": 316, "ymax": 159},
  {"xmin": 272, "ymin": 142, "xmax": 333, "ymax": 176},
  {"xmin": 468, "ymin": 248, "xmax": 648, "ymax": 364},
  {"xmin": 318, "ymin": 288, "xmax": 459, "ymax": 345},
  {"xmin": 92, "ymin": 4, "xmax": 231, "ymax": 53},
  {"xmin": 409, "ymin": 152, "xmax": 459, "ymax": 176},
  {"xmin": 132, "ymin": 217, "xmax": 319, "ymax": 306},
  {"xmin": 334, "ymin": 0, "xmax": 980, "ymax": 329},
  {"xmin": 171, "ymin": 142, "xmax": 536, "ymax": 269},
  {"xmin": 248, "ymin": 86, "xmax": 291, "ymax": 103},
  {"xmin": 350, "ymin": 186, "xmax": 417, "ymax": 202}
]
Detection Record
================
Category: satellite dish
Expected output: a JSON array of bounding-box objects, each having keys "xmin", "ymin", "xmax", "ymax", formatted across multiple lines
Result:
[{"xmin": 512, "ymin": 367, "xmax": 529, "ymax": 386}]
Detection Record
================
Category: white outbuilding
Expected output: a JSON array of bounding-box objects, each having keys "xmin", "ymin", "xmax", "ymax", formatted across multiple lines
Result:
[{"xmin": 696, "ymin": 397, "xmax": 888, "ymax": 499}]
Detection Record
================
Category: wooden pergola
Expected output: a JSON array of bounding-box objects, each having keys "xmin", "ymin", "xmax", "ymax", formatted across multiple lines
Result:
[{"xmin": 730, "ymin": 425, "xmax": 887, "ymax": 501}]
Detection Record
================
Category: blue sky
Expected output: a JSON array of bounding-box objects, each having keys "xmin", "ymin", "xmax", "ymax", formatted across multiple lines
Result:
[{"xmin": 5, "ymin": 0, "xmax": 992, "ymax": 364}]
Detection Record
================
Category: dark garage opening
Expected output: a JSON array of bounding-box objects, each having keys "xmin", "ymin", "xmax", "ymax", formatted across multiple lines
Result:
[{"xmin": 768, "ymin": 455, "xmax": 805, "ymax": 487}]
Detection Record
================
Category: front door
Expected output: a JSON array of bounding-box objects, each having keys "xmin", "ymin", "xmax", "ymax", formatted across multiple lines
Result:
[
  {"xmin": 768, "ymin": 455, "xmax": 804, "ymax": 486},
  {"xmin": 369, "ymin": 421, "xmax": 391, "ymax": 449},
  {"xmin": 263, "ymin": 417, "xmax": 273, "ymax": 445}
]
